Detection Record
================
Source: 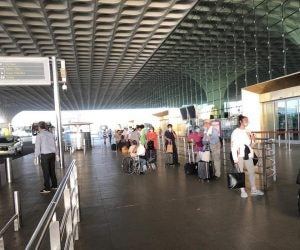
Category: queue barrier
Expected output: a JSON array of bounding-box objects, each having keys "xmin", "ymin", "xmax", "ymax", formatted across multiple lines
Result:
[
  {"xmin": 25, "ymin": 160, "xmax": 80, "ymax": 250},
  {"xmin": 0, "ymin": 191, "xmax": 22, "ymax": 250}
]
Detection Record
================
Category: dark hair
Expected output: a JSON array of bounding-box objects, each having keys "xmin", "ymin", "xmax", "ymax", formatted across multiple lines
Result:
[
  {"xmin": 167, "ymin": 124, "xmax": 173, "ymax": 128},
  {"xmin": 132, "ymin": 140, "xmax": 138, "ymax": 145},
  {"xmin": 38, "ymin": 121, "xmax": 46, "ymax": 130},
  {"xmin": 140, "ymin": 124, "xmax": 144, "ymax": 129},
  {"xmin": 238, "ymin": 115, "xmax": 247, "ymax": 125}
]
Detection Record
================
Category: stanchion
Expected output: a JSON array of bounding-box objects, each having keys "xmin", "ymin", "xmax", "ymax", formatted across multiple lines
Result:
[
  {"xmin": 5, "ymin": 157, "xmax": 13, "ymax": 183},
  {"xmin": 13, "ymin": 191, "xmax": 22, "ymax": 231}
]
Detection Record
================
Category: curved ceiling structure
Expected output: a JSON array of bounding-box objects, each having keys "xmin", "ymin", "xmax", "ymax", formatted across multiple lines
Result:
[
  {"xmin": 0, "ymin": 0, "xmax": 197, "ymax": 116},
  {"xmin": 0, "ymin": 0, "xmax": 299, "ymax": 118}
]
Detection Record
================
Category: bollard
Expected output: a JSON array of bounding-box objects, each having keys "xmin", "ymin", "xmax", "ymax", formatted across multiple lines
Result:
[
  {"xmin": 83, "ymin": 140, "xmax": 86, "ymax": 155},
  {"xmin": 13, "ymin": 191, "xmax": 22, "ymax": 231},
  {"xmin": 5, "ymin": 157, "xmax": 13, "ymax": 183}
]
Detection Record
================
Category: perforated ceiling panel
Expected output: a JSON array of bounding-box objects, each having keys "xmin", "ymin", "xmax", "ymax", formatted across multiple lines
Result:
[{"xmin": 0, "ymin": 0, "xmax": 197, "ymax": 116}]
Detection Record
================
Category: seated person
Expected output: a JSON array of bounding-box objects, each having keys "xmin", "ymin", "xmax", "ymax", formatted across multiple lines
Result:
[{"xmin": 128, "ymin": 140, "xmax": 147, "ymax": 173}]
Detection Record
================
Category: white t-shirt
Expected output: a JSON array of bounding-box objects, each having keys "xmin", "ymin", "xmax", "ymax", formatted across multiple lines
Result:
[
  {"xmin": 129, "ymin": 144, "xmax": 145, "ymax": 157},
  {"xmin": 231, "ymin": 128, "xmax": 254, "ymax": 162}
]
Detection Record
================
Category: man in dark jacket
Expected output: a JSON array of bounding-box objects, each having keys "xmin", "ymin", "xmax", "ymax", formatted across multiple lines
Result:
[{"xmin": 164, "ymin": 124, "xmax": 179, "ymax": 165}]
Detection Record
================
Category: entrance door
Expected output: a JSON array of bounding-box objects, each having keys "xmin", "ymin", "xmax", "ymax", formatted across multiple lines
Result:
[
  {"xmin": 286, "ymin": 99, "xmax": 299, "ymax": 140},
  {"xmin": 275, "ymin": 100, "xmax": 286, "ymax": 140}
]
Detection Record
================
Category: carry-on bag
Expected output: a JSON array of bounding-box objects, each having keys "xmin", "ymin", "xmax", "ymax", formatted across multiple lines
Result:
[
  {"xmin": 227, "ymin": 164, "xmax": 245, "ymax": 189},
  {"xmin": 184, "ymin": 142, "xmax": 197, "ymax": 175},
  {"xmin": 166, "ymin": 142, "xmax": 173, "ymax": 153},
  {"xmin": 198, "ymin": 160, "xmax": 214, "ymax": 180},
  {"xmin": 165, "ymin": 153, "xmax": 173, "ymax": 165},
  {"xmin": 111, "ymin": 143, "xmax": 117, "ymax": 151},
  {"xmin": 200, "ymin": 143, "xmax": 211, "ymax": 162}
]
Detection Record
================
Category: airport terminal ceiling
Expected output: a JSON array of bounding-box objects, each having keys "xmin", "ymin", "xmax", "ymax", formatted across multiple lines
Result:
[{"xmin": 0, "ymin": 0, "xmax": 300, "ymax": 119}]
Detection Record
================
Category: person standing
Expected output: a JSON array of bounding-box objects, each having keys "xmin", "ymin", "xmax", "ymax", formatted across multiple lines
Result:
[
  {"xmin": 34, "ymin": 121, "xmax": 59, "ymax": 194},
  {"xmin": 102, "ymin": 129, "xmax": 107, "ymax": 145},
  {"xmin": 108, "ymin": 129, "xmax": 112, "ymax": 144},
  {"xmin": 203, "ymin": 119, "xmax": 221, "ymax": 178},
  {"xmin": 164, "ymin": 124, "xmax": 179, "ymax": 165},
  {"xmin": 146, "ymin": 126, "xmax": 158, "ymax": 164},
  {"xmin": 188, "ymin": 126, "xmax": 204, "ymax": 160},
  {"xmin": 231, "ymin": 115, "xmax": 264, "ymax": 198}
]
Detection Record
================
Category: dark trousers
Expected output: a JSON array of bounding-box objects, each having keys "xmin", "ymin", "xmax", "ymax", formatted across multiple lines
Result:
[{"xmin": 41, "ymin": 153, "xmax": 57, "ymax": 190}]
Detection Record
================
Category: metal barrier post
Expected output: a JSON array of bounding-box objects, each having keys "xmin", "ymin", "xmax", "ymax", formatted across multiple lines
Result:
[
  {"xmin": 262, "ymin": 141, "xmax": 267, "ymax": 191},
  {"xmin": 288, "ymin": 131, "xmax": 291, "ymax": 151},
  {"xmin": 272, "ymin": 140, "xmax": 276, "ymax": 181},
  {"xmin": 0, "ymin": 236, "xmax": 4, "ymax": 250},
  {"xmin": 278, "ymin": 135, "xmax": 280, "ymax": 147},
  {"xmin": 83, "ymin": 139, "xmax": 86, "ymax": 155},
  {"xmin": 5, "ymin": 157, "xmax": 12, "ymax": 183},
  {"xmin": 49, "ymin": 213, "xmax": 61, "ymax": 250},
  {"xmin": 13, "ymin": 191, "xmax": 21, "ymax": 231}
]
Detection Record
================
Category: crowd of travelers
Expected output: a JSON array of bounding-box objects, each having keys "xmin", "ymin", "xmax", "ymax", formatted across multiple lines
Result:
[{"xmin": 100, "ymin": 114, "xmax": 264, "ymax": 199}]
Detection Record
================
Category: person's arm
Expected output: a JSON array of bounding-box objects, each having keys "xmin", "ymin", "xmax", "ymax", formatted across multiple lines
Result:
[
  {"xmin": 231, "ymin": 130, "xmax": 239, "ymax": 163},
  {"xmin": 164, "ymin": 131, "xmax": 171, "ymax": 143},
  {"xmin": 34, "ymin": 135, "xmax": 41, "ymax": 158}
]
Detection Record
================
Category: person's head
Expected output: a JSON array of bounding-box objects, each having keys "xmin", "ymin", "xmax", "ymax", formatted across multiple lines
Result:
[
  {"xmin": 167, "ymin": 124, "xmax": 173, "ymax": 132},
  {"xmin": 132, "ymin": 140, "xmax": 138, "ymax": 146},
  {"xmin": 149, "ymin": 126, "xmax": 154, "ymax": 132},
  {"xmin": 38, "ymin": 121, "xmax": 47, "ymax": 131},
  {"xmin": 238, "ymin": 115, "xmax": 249, "ymax": 128},
  {"xmin": 194, "ymin": 126, "xmax": 200, "ymax": 133},
  {"xmin": 203, "ymin": 119, "xmax": 211, "ymax": 129},
  {"xmin": 140, "ymin": 125, "xmax": 144, "ymax": 129},
  {"xmin": 136, "ymin": 125, "xmax": 141, "ymax": 131}
]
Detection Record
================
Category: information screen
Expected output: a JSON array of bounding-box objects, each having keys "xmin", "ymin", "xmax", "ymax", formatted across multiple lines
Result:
[{"xmin": 0, "ymin": 57, "xmax": 51, "ymax": 86}]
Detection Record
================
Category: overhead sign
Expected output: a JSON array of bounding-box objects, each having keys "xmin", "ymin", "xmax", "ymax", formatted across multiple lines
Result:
[{"xmin": 0, "ymin": 57, "xmax": 51, "ymax": 86}]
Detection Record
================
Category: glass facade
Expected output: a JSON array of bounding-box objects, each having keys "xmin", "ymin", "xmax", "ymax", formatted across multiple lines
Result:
[
  {"xmin": 263, "ymin": 97, "xmax": 300, "ymax": 140},
  {"xmin": 120, "ymin": 0, "xmax": 300, "ymax": 117}
]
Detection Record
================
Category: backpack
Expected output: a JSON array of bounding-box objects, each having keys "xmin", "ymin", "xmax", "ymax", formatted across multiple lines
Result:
[{"xmin": 147, "ymin": 140, "xmax": 155, "ymax": 150}]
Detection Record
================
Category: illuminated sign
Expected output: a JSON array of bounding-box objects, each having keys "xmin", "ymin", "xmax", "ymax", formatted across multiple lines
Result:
[{"xmin": 0, "ymin": 57, "xmax": 51, "ymax": 86}]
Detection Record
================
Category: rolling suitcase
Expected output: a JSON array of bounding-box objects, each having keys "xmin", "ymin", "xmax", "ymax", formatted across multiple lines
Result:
[
  {"xmin": 184, "ymin": 142, "xmax": 197, "ymax": 175},
  {"xmin": 198, "ymin": 160, "xmax": 214, "ymax": 180},
  {"xmin": 165, "ymin": 153, "xmax": 173, "ymax": 165}
]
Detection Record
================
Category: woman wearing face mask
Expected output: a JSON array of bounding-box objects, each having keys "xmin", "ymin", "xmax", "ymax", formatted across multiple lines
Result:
[
  {"xmin": 188, "ymin": 126, "xmax": 204, "ymax": 158},
  {"xmin": 146, "ymin": 127, "xmax": 158, "ymax": 166},
  {"xmin": 164, "ymin": 124, "xmax": 179, "ymax": 165},
  {"xmin": 231, "ymin": 115, "xmax": 264, "ymax": 198}
]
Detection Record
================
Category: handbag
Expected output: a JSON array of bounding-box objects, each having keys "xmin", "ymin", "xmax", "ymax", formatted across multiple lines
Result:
[
  {"xmin": 166, "ymin": 143, "xmax": 173, "ymax": 153},
  {"xmin": 227, "ymin": 164, "xmax": 245, "ymax": 189},
  {"xmin": 201, "ymin": 151, "xmax": 210, "ymax": 162}
]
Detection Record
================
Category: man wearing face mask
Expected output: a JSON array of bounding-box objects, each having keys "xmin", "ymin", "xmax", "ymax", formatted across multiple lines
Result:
[
  {"xmin": 164, "ymin": 124, "xmax": 179, "ymax": 165},
  {"xmin": 231, "ymin": 115, "xmax": 264, "ymax": 198},
  {"xmin": 203, "ymin": 119, "xmax": 221, "ymax": 178}
]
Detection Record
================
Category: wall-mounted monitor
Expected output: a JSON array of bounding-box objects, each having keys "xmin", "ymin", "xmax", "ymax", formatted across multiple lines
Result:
[
  {"xmin": 179, "ymin": 107, "xmax": 188, "ymax": 120},
  {"xmin": 186, "ymin": 105, "xmax": 196, "ymax": 119}
]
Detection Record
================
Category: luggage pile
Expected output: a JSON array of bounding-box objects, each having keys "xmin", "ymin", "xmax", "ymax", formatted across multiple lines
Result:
[{"xmin": 184, "ymin": 142, "xmax": 216, "ymax": 182}]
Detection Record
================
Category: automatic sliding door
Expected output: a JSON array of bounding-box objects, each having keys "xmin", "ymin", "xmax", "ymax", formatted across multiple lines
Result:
[
  {"xmin": 275, "ymin": 101, "xmax": 286, "ymax": 140},
  {"xmin": 286, "ymin": 99, "xmax": 299, "ymax": 140}
]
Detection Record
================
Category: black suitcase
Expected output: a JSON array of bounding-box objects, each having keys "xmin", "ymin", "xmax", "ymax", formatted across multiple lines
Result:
[
  {"xmin": 111, "ymin": 143, "xmax": 117, "ymax": 151},
  {"xmin": 184, "ymin": 142, "xmax": 197, "ymax": 175},
  {"xmin": 165, "ymin": 153, "xmax": 173, "ymax": 165},
  {"xmin": 198, "ymin": 160, "xmax": 214, "ymax": 180}
]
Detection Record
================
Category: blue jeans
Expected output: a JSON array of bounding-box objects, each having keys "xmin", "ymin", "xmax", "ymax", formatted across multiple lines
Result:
[{"xmin": 139, "ymin": 156, "xmax": 147, "ymax": 172}]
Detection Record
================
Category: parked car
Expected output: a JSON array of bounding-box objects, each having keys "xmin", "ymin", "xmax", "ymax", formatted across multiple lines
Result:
[{"xmin": 0, "ymin": 136, "xmax": 23, "ymax": 156}]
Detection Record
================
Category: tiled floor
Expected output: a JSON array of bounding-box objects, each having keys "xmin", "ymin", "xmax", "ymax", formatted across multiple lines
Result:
[{"xmin": 0, "ymin": 143, "xmax": 299, "ymax": 250}]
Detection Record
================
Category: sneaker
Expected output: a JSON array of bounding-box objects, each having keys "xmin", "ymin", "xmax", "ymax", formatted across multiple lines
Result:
[
  {"xmin": 40, "ymin": 189, "xmax": 51, "ymax": 194},
  {"xmin": 251, "ymin": 190, "xmax": 264, "ymax": 196},
  {"xmin": 241, "ymin": 191, "xmax": 248, "ymax": 198},
  {"xmin": 51, "ymin": 186, "xmax": 58, "ymax": 190}
]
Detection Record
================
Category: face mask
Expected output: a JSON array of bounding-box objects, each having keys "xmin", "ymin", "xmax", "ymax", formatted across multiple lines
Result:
[
  {"xmin": 150, "ymin": 130, "xmax": 153, "ymax": 133},
  {"xmin": 244, "ymin": 123, "xmax": 248, "ymax": 127},
  {"xmin": 196, "ymin": 128, "xmax": 200, "ymax": 133},
  {"xmin": 168, "ymin": 128, "xmax": 172, "ymax": 132}
]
